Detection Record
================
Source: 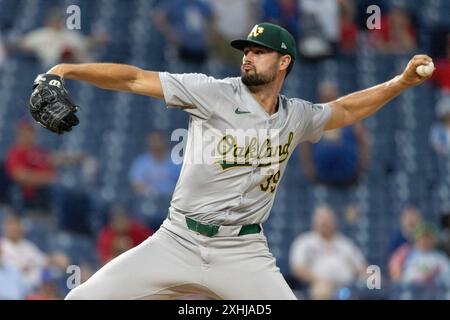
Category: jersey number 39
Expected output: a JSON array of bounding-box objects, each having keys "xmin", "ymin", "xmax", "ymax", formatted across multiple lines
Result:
[{"xmin": 259, "ymin": 170, "xmax": 281, "ymax": 193}]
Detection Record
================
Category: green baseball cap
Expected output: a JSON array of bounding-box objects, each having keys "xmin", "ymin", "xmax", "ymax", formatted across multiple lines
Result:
[
  {"xmin": 414, "ymin": 222, "xmax": 437, "ymax": 239},
  {"xmin": 231, "ymin": 22, "xmax": 297, "ymax": 61}
]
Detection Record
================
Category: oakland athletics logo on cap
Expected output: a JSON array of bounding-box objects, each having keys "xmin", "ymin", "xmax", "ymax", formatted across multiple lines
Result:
[
  {"xmin": 249, "ymin": 25, "xmax": 264, "ymax": 38},
  {"xmin": 230, "ymin": 22, "xmax": 297, "ymax": 61}
]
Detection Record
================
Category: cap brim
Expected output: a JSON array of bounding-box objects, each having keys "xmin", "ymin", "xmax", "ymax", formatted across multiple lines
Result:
[{"xmin": 230, "ymin": 39, "xmax": 276, "ymax": 52}]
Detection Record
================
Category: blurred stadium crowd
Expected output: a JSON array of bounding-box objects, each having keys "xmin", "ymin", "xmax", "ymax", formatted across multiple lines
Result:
[{"xmin": 1, "ymin": 0, "xmax": 450, "ymax": 300}]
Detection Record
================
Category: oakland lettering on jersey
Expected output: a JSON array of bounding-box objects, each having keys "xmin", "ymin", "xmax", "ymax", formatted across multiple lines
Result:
[{"xmin": 217, "ymin": 131, "xmax": 294, "ymax": 170}]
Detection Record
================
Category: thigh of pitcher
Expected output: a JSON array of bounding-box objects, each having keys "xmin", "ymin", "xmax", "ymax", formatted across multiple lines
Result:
[
  {"xmin": 65, "ymin": 226, "xmax": 203, "ymax": 300},
  {"xmin": 211, "ymin": 260, "xmax": 297, "ymax": 299},
  {"xmin": 227, "ymin": 268, "xmax": 297, "ymax": 300},
  {"xmin": 205, "ymin": 234, "xmax": 298, "ymax": 300}
]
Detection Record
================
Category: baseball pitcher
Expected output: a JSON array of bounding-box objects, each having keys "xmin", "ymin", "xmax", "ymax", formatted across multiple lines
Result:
[{"xmin": 29, "ymin": 23, "xmax": 434, "ymax": 299}]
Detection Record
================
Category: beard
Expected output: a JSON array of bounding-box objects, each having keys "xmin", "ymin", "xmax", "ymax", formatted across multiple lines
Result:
[{"xmin": 241, "ymin": 66, "xmax": 276, "ymax": 87}]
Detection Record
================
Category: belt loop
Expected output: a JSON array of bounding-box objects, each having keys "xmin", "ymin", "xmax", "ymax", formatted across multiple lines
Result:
[
  {"xmin": 238, "ymin": 224, "xmax": 262, "ymax": 236},
  {"xmin": 185, "ymin": 217, "xmax": 198, "ymax": 232}
]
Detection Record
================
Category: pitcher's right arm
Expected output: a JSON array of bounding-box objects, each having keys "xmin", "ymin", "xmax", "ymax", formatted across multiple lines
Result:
[{"xmin": 48, "ymin": 63, "xmax": 164, "ymax": 99}]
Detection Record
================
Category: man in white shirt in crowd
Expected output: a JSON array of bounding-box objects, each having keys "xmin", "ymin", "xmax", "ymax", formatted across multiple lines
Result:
[
  {"xmin": 0, "ymin": 214, "xmax": 48, "ymax": 289},
  {"xmin": 289, "ymin": 204, "xmax": 367, "ymax": 299},
  {"xmin": 17, "ymin": 9, "xmax": 105, "ymax": 69},
  {"xmin": 0, "ymin": 239, "xmax": 30, "ymax": 299}
]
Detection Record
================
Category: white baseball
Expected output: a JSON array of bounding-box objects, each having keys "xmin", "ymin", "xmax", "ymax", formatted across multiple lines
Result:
[{"xmin": 416, "ymin": 61, "xmax": 435, "ymax": 77}]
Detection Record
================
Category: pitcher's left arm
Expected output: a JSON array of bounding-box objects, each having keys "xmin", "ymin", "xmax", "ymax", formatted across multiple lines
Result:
[{"xmin": 325, "ymin": 55, "xmax": 434, "ymax": 131}]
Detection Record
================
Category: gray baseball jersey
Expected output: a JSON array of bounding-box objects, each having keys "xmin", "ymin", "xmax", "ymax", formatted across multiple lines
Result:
[
  {"xmin": 160, "ymin": 72, "xmax": 331, "ymax": 226},
  {"xmin": 65, "ymin": 72, "xmax": 332, "ymax": 300}
]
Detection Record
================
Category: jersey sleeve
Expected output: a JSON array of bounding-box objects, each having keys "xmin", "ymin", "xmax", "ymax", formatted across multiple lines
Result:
[
  {"xmin": 296, "ymin": 100, "xmax": 332, "ymax": 143},
  {"xmin": 159, "ymin": 72, "xmax": 219, "ymax": 120}
]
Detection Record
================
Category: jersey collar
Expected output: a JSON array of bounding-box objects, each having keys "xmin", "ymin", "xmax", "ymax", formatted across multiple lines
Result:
[{"xmin": 240, "ymin": 79, "xmax": 283, "ymax": 122}]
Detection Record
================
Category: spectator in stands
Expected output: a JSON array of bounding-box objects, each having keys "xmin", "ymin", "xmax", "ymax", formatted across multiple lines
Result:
[
  {"xmin": 429, "ymin": 94, "xmax": 450, "ymax": 156},
  {"xmin": 299, "ymin": 81, "xmax": 370, "ymax": 188},
  {"xmin": 26, "ymin": 268, "xmax": 62, "ymax": 300},
  {"xmin": 369, "ymin": 6, "xmax": 417, "ymax": 54},
  {"xmin": 27, "ymin": 251, "xmax": 69, "ymax": 300},
  {"xmin": 437, "ymin": 211, "xmax": 450, "ymax": 259},
  {"xmin": 16, "ymin": 8, "xmax": 106, "ymax": 69},
  {"xmin": 153, "ymin": 0, "xmax": 213, "ymax": 69},
  {"xmin": 129, "ymin": 131, "xmax": 180, "ymax": 229},
  {"xmin": 339, "ymin": 0, "xmax": 358, "ymax": 55},
  {"xmin": 289, "ymin": 205, "xmax": 367, "ymax": 299},
  {"xmin": 0, "ymin": 240, "xmax": 31, "ymax": 300},
  {"xmin": 0, "ymin": 158, "xmax": 12, "ymax": 205},
  {"xmin": 388, "ymin": 205, "xmax": 423, "ymax": 256},
  {"xmin": 0, "ymin": 30, "xmax": 6, "ymax": 69},
  {"xmin": 5, "ymin": 120, "xmax": 56, "ymax": 211},
  {"xmin": 432, "ymin": 34, "xmax": 450, "ymax": 93},
  {"xmin": 97, "ymin": 204, "xmax": 153, "ymax": 265},
  {"xmin": 206, "ymin": 0, "xmax": 258, "ymax": 73},
  {"xmin": 0, "ymin": 214, "xmax": 48, "ymax": 289},
  {"xmin": 129, "ymin": 131, "xmax": 180, "ymax": 198},
  {"xmin": 389, "ymin": 242, "xmax": 411, "ymax": 281},
  {"xmin": 388, "ymin": 206, "xmax": 423, "ymax": 281},
  {"xmin": 401, "ymin": 223, "xmax": 450, "ymax": 286},
  {"xmin": 78, "ymin": 262, "xmax": 95, "ymax": 286},
  {"xmin": 298, "ymin": 0, "xmax": 339, "ymax": 60},
  {"xmin": 262, "ymin": 0, "xmax": 299, "ymax": 40},
  {"xmin": 5, "ymin": 119, "xmax": 93, "ymax": 212}
]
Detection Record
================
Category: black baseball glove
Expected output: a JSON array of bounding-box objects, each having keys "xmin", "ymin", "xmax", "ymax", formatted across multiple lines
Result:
[{"xmin": 29, "ymin": 74, "xmax": 79, "ymax": 134}]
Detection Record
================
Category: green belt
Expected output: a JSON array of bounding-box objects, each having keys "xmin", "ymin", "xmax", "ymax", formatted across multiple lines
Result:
[{"xmin": 169, "ymin": 212, "xmax": 261, "ymax": 237}]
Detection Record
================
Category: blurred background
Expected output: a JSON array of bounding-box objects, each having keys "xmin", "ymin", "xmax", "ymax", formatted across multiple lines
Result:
[{"xmin": 0, "ymin": 0, "xmax": 450, "ymax": 300}]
